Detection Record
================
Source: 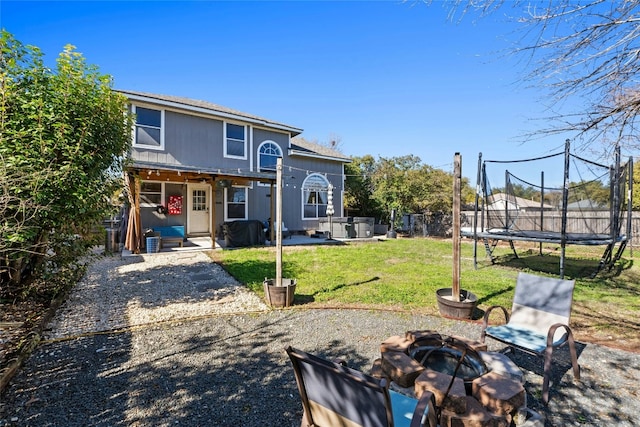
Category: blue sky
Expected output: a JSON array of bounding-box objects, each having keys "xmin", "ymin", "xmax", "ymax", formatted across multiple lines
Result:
[{"xmin": 1, "ymin": 0, "xmax": 578, "ymax": 184}]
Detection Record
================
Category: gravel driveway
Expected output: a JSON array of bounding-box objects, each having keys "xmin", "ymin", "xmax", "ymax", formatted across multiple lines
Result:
[{"xmin": 0, "ymin": 251, "xmax": 639, "ymax": 426}]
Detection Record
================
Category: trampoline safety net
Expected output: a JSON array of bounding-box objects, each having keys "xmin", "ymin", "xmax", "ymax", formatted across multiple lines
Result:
[{"xmin": 464, "ymin": 140, "xmax": 633, "ymax": 277}]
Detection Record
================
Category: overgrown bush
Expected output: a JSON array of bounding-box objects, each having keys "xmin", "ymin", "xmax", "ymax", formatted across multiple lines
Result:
[{"xmin": 0, "ymin": 31, "xmax": 133, "ymax": 299}]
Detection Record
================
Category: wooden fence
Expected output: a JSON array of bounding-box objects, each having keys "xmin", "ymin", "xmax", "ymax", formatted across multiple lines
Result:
[{"xmin": 461, "ymin": 210, "xmax": 640, "ymax": 242}]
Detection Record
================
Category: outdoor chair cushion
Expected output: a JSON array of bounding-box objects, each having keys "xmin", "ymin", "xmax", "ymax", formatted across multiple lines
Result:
[{"xmin": 483, "ymin": 324, "xmax": 567, "ymax": 354}]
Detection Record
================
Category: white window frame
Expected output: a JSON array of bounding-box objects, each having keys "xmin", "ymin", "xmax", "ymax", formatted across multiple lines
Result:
[
  {"xmin": 224, "ymin": 186, "xmax": 248, "ymax": 221},
  {"xmin": 132, "ymin": 105, "xmax": 165, "ymax": 151},
  {"xmin": 257, "ymin": 140, "xmax": 282, "ymax": 172},
  {"xmin": 224, "ymin": 122, "xmax": 247, "ymax": 159},
  {"xmin": 257, "ymin": 140, "xmax": 282, "ymax": 186},
  {"xmin": 302, "ymin": 174, "xmax": 330, "ymax": 220},
  {"xmin": 191, "ymin": 189, "xmax": 207, "ymax": 212}
]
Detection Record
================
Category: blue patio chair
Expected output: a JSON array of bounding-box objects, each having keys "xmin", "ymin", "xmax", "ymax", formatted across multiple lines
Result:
[
  {"xmin": 480, "ymin": 272, "xmax": 581, "ymax": 404},
  {"xmin": 285, "ymin": 346, "xmax": 437, "ymax": 427}
]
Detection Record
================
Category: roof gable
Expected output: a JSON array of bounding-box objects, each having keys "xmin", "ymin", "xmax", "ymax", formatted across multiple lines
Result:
[
  {"xmin": 488, "ymin": 193, "xmax": 554, "ymax": 209},
  {"xmin": 290, "ymin": 138, "xmax": 351, "ymax": 163}
]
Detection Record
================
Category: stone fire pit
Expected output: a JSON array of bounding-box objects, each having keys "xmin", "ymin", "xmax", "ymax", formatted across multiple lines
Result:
[{"xmin": 370, "ymin": 330, "xmax": 543, "ymax": 427}]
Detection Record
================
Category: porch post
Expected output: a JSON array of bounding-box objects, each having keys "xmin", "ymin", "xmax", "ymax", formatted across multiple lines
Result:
[
  {"xmin": 276, "ymin": 158, "xmax": 283, "ymax": 285},
  {"xmin": 124, "ymin": 172, "xmax": 141, "ymax": 253},
  {"xmin": 211, "ymin": 178, "xmax": 216, "ymax": 248}
]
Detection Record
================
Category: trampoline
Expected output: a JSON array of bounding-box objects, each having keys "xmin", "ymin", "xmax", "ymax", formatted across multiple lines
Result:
[{"xmin": 463, "ymin": 140, "xmax": 633, "ymax": 277}]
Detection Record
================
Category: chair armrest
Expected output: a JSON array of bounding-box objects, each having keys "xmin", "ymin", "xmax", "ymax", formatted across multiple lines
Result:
[
  {"xmin": 481, "ymin": 305, "xmax": 510, "ymax": 342},
  {"xmin": 333, "ymin": 358, "xmax": 347, "ymax": 367},
  {"xmin": 410, "ymin": 390, "xmax": 437, "ymax": 427},
  {"xmin": 546, "ymin": 323, "xmax": 571, "ymax": 348},
  {"xmin": 546, "ymin": 323, "xmax": 581, "ymax": 381}
]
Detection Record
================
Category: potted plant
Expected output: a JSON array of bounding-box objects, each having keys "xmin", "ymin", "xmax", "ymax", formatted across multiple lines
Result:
[{"xmin": 436, "ymin": 153, "xmax": 478, "ymax": 319}]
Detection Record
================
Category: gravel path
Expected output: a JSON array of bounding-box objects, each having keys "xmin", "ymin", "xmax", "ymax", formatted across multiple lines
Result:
[{"xmin": 1, "ymin": 251, "xmax": 639, "ymax": 426}]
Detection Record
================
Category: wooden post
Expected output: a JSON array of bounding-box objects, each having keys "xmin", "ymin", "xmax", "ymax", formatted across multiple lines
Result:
[
  {"xmin": 269, "ymin": 181, "xmax": 275, "ymax": 245},
  {"xmin": 276, "ymin": 157, "xmax": 283, "ymax": 286},
  {"xmin": 211, "ymin": 179, "xmax": 216, "ymax": 248},
  {"xmin": 452, "ymin": 153, "xmax": 462, "ymax": 302},
  {"xmin": 627, "ymin": 156, "xmax": 634, "ymax": 256}
]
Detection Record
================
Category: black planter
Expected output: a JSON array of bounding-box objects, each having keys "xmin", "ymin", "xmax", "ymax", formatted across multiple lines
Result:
[{"xmin": 436, "ymin": 288, "xmax": 478, "ymax": 320}]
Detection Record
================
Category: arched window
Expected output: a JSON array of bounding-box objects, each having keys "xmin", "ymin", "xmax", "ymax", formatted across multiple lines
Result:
[
  {"xmin": 302, "ymin": 174, "xmax": 329, "ymax": 219},
  {"xmin": 258, "ymin": 141, "xmax": 282, "ymax": 172}
]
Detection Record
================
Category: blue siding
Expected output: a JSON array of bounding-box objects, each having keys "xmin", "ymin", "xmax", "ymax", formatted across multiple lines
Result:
[{"xmin": 130, "ymin": 102, "xmax": 347, "ymax": 236}]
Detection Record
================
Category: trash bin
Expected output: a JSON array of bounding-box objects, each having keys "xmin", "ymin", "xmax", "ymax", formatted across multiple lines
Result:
[
  {"xmin": 105, "ymin": 227, "xmax": 120, "ymax": 253},
  {"xmin": 146, "ymin": 236, "xmax": 160, "ymax": 254}
]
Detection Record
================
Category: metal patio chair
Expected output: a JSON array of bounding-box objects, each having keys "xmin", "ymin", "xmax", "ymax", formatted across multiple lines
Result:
[
  {"xmin": 480, "ymin": 272, "xmax": 581, "ymax": 404},
  {"xmin": 285, "ymin": 346, "xmax": 437, "ymax": 427}
]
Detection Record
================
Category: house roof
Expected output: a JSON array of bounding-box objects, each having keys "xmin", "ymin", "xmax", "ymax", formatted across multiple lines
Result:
[
  {"xmin": 290, "ymin": 138, "xmax": 352, "ymax": 162},
  {"xmin": 117, "ymin": 89, "xmax": 303, "ymax": 137},
  {"xmin": 567, "ymin": 199, "xmax": 609, "ymax": 210},
  {"xmin": 488, "ymin": 193, "xmax": 554, "ymax": 210}
]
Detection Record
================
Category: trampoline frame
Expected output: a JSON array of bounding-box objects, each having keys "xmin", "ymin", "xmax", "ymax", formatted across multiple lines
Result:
[{"xmin": 464, "ymin": 140, "xmax": 633, "ymax": 278}]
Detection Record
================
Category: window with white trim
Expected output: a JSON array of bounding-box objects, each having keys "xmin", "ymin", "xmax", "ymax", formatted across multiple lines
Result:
[
  {"xmin": 258, "ymin": 141, "xmax": 282, "ymax": 172},
  {"xmin": 225, "ymin": 187, "xmax": 247, "ymax": 220},
  {"xmin": 302, "ymin": 174, "xmax": 329, "ymax": 219},
  {"xmin": 192, "ymin": 190, "xmax": 207, "ymax": 211},
  {"xmin": 225, "ymin": 123, "xmax": 246, "ymax": 158},
  {"xmin": 133, "ymin": 106, "xmax": 164, "ymax": 150}
]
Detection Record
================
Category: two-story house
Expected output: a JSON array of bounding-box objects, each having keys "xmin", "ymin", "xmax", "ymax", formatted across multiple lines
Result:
[{"xmin": 120, "ymin": 90, "xmax": 350, "ymax": 253}]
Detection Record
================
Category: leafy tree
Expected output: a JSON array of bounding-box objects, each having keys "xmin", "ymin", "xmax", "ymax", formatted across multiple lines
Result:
[
  {"xmin": 567, "ymin": 179, "xmax": 611, "ymax": 206},
  {"xmin": 0, "ymin": 31, "xmax": 133, "ymax": 297},
  {"xmin": 344, "ymin": 154, "xmax": 475, "ymax": 227},
  {"xmin": 344, "ymin": 155, "xmax": 383, "ymax": 218},
  {"xmin": 493, "ymin": 183, "xmax": 541, "ymax": 202},
  {"xmin": 632, "ymin": 165, "xmax": 640, "ymax": 210},
  {"xmin": 371, "ymin": 155, "xmax": 424, "ymax": 223},
  {"xmin": 495, "ymin": 179, "xmax": 612, "ymax": 207}
]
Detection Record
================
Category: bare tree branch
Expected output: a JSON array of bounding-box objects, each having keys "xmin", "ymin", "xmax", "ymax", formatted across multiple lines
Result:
[{"xmin": 430, "ymin": 0, "xmax": 640, "ymax": 157}]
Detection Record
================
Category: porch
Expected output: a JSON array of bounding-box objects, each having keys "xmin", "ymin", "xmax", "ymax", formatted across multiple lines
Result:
[{"xmin": 120, "ymin": 234, "xmax": 366, "ymax": 257}]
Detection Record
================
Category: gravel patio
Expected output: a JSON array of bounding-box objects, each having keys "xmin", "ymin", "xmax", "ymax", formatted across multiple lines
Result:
[{"xmin": 0, "ymin": 251, "xmax": 638, "ymax": 426}]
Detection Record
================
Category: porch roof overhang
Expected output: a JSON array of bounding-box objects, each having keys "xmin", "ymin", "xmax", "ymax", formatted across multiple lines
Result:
[{"xmin": 127, "ymin": 160, "xmax": 276, "ymax": 185}]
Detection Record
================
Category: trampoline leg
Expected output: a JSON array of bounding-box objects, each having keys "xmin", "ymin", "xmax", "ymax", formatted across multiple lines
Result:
[
  {"xmin": 610, "ymin": 240, "xmax": 627, "ymax": 270},
  {"xmin": 483, "ymin": 238, "xmax": 496, "ymax": 263},
  {"xmin": 591, "ymin": 243, "xmax": 614, "ymax": 278},
  {"xmin": 509, "ymin": 240, "xmax": 519, "ymax": 259}
]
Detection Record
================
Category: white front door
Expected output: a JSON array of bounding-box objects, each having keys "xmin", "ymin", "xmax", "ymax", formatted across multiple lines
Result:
[{"xmin": 187, "ymin": 184, "xmax": 210, "ymax": 234}]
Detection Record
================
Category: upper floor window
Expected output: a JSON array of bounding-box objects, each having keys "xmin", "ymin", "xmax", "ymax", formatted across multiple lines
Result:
[
  {"xmin": 302, "ymin": 174, "xmax": 329, "ymax": 219},
  {"xmin": 258, "ymin": 141, "xmax": 282, "ymax": 172},
  {"xmin": 225, "ymin": 123, "xmax": 246, "ymax": 159},
  {"xmin": 133, "ymin": 106, "xmax": 164, "ymax": 150}
]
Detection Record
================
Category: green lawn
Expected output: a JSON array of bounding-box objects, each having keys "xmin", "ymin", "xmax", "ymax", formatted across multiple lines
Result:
[{"xmin": 208, "ymin": 238, "xmax": 640, "ymax": 350}]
